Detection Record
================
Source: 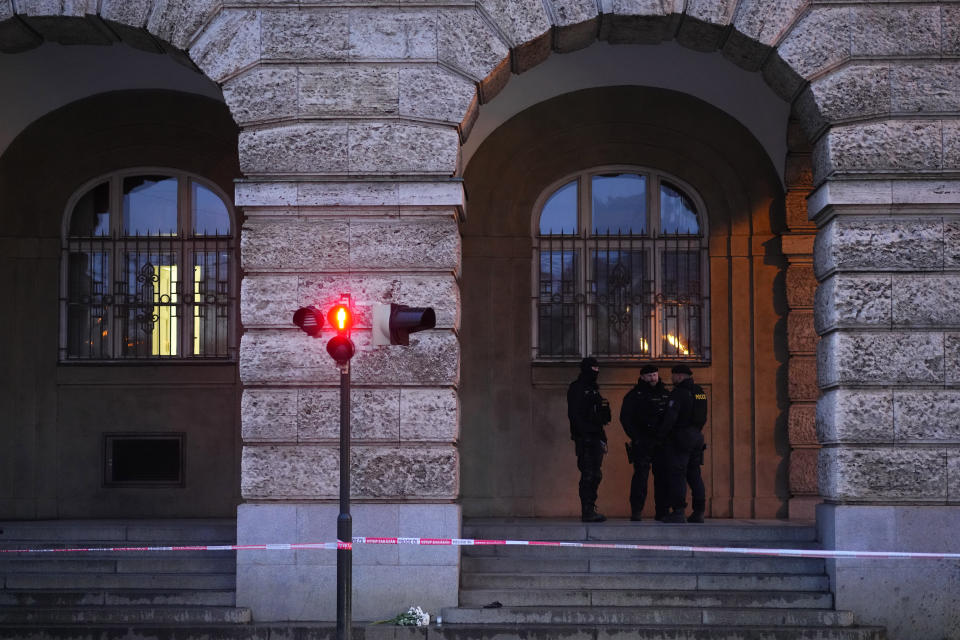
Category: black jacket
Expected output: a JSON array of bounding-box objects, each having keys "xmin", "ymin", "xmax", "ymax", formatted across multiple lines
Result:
[
  {"xmin": 567, "ymin": 374, "xmax": 608, "ymax": 441},
  {"xmin": 620, "ymin": 380, "xmax": 669, "ymax": 443},
  {"xmin": 658, "ymin": 377, "xmax": 708, "ymax": 441}
]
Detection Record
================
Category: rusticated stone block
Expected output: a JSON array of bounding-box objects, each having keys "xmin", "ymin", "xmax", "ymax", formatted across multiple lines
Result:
[
  {"xmin": 789, "ymin": 448, "xmax": 819, "ymax": 495},
  {"xmin": 241, "ymin": 274, "xmax": 298, "ymax": 327},
  {"xmin": 809, "ymin": 65, "xmax": 891, "ymax": 123},
  {"xmin": 785, "ymin": 191, "xmax": 812, "ymax": 230},
  {"xmin": 950, "ymin": 452, "xmax": 960, "ymax": 502},
  {"xmin": 223, "ymin": 66, "xmax": 296, "ymax": 125},
  {"xmin": 676, "ymin": 16, "xmax": 726, "ymax": 52},
  {"xmin": 190, "ymin": 9, "xmax": 260, "ymax": 83},
  {"xmin": 788, "ymin": 311, "xmax": 817, "ymax": 353},
  {"xmin": 892, "ymin": 64, "xmax": 960, "ymax": 114},
  {"xmin": 0, "ymin": 1, "xmax": 13, "ymax": 20},
  {"xmin": 347, "ymin": 122, "xmax": 459, "ymax": 175},
  {"xmin": 242, "ymin": 445, "xmax": 340, "ymax": 498},
  {"xmin": 894, "ymin": 390, "xmax": 960, "ymax": 443},
  {"xmin": 818, "ymin": 331, "xmax": 944, "ymax": 388},
  {"xmin": 242, "ymin": 444, "xmax": 458, "ymax": 499},
  {"xmin": 946, "ymin": 333, "xmax": 960, "ymax": 386},
  {"xmin": 788, "ymin": 404, "xmax": 818, "ymax": 445},
  {"xmin": 349, "ymin": 218, "xmax": 460, "ymax": 272},
  {"xmin": 788, "ymin": 356, "xmax": 818, "ymax": 402},
  {"xmin": 549, "ymin": 0, "xmax": 598, "ymax": 26},
  {"xmin": 299, "ymin": 65, "xmax": 397, "ymax": 117},
  {"xmin": 242, "ymin": 389, "xmax": 298, "ymax": 442},
  {"xmin": 147, "ymin": 0, "xmax": 218, "ymax": 49},
  {"xmin": 776, "ymin": 7, "xmax": 850, "ymax": 79},
  {"xmin": 818, "ymin": 446, "xmax": 947, "ymax": 502},
  {"xmin": 241, "ymin": 219, "xmax": 350, "ymax": 272},
  {"xmin": 399, "ymin": 66, "xmax": 476, "ymax": 124},
  {"xmin": 946, "ymin": 220, "xmax": 960, "ymax": 269},
  {"xmin": 945, "ymin": 6, "xmax": 960, "ymax": 57},
  {"xmin": 784, "ymin": 154, "xmax": 812, "ymax": 189},
  {"xmin": 733, "ymin": 0, "xmax": 805, "ymax": 45},
  {"xmin": 786, "ymin": 263, "xmax": 816, "ymax": 309},
  {"xmin": 348, "ymin": 10, "xmax": 436, "ymax": 60},
  {"xmin": 685, "ymin": 0, "xmax": 735, "ymax": 26},
  {"xmin": 438, "ymin": 9, "xmax": 509, "ymax": 81},
  {"xmin": 261, "ymin": 9, "xmax": 348, "ymax": 60},
  {"xmin": 400, "ymin": 388, "xmax": 458, "ymax": 441},
  {"xmin": 480, "ymin": 0, "xmax": 550, "ymax": 46},
  {"xmin": 892, "ymin": 275, "xmax": 960, "ymax": 328},
  {"xmin": 945, "ymin": 122, "xmax": 960, "ymax": 172},
  {"xmin": 240, "ymin": 331, "xmax": 459, "ymax": 387},
  {"xmin": 814, "ymin": 217, "xmax": 942, "ymax": 278},
  {"xmin": 819, "ymin": 120, "xmax": 942, "ymax": 177},
  {"xmin": 100, "ymin": 0, "xmax": 151, "ymax": 27},
  {"xmin": 850, "ymin": 5, "xmax": 940, "ymax": 58},
  {"xmin": 814, "ymin": 275, "xmax": 891, "ymax": 333},
  {"xmin": 239, "ymin": 123, "xmax": 349, "ymax": 175},
  {"xmin": 15, "ymin": 0, "xmax": 76, "ymax": 15},
  {"xmin": 817, "ymin": 389, "xmax": 893, "ymax": 444},
  {"xmin": 298, "ymin": 388, "xmax": 400, "ymax": 441}
]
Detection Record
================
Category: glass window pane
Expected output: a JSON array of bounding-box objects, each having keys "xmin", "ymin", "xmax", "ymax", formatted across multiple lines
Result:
[
  {"xmin": 192, "ymin": 182, "xmax": 231, "ymax": 236},
  {"xmin": 660, "ymin": 181, "xmax": 699, "ymax": 234},
  {"xmin": 123, "ymin": 176, "xmax": 177, "ymax": 236},
  {"xmin": 193, "ymin": 250, "xmax": 230, "ymax": 357},
  {"xmin": 660, "ymin": 249, "xmax": 701, "ymax": 357},
  {"xmin": 539, "ymin": 180, "xmax": 577, "ymax": 235},
  {"xmin": 69, "ymin": 182, "xmax": 110, "ymax": 237},
  {"xmin": 538, "ymin": 249, "xmax": 578, "ymax": 356},
  {"xmin": 591, "ymin": 173, "xmax": 646, "ymax": 235},
  {"xmin": 67, "ymin": 250, "xmax": 110, "ymax": 358},
  {"xmin": 119, "ymin": 251, "xmax": 178, "ymax": 357},
  {"xmin": 591, "ymin": 249, "xmax": 650, "ymax": 356}
]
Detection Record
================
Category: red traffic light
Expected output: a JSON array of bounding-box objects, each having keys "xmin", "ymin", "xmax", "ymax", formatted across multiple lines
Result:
[
  {"xmin": 292, "ymin": 306, "xmax": 324, "ymax": 337},
  {"xmin": 327, "ymin": 304, "xmax": 352, "ymax": 334}
]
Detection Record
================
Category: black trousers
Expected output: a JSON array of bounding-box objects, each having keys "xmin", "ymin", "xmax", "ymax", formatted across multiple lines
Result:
[
  {"xmin": 629, "ymin": 440, "xmax": 660, "ymax": 514},
  {"xmin": 666, "ymin": 427, "xmax": 704, "ymax": 512},
  {"xmin": 574, "ymin": 437, "xmax": 605, "ymax": 510}
]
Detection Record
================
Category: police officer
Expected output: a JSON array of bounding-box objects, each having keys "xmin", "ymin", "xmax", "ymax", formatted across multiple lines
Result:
[
  {"xmin": 568, "ymin": 357, "xmax": 611, "ymax": 523},
  {"xmin": 658, "ymin": 364, "xmax": 708, "ymax": 524},
  {"xmin": 619, "ymin": 364, "xmax": 669, "ymax": 521}
]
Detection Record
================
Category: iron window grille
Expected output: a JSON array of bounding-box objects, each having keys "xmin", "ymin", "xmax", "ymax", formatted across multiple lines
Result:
[
  {"xmin": 60, "ymin": 170, "xmax": 236, "ymax": 361},
  {"xmin": 533, "ymin": 167, "xmax": 710, "ymax": 362}
]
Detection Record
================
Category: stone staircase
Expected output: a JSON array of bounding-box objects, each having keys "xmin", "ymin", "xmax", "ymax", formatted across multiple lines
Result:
[
  {"xmin": 0, "ymin": 519, "xmax": 250, "ymax": 629},
  {"xmin": 440, "ymin": 517, "xmax": 888, "ymax": 639}
]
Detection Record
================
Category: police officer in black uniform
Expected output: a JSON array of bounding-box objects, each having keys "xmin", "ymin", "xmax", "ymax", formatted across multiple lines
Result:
[
  {"xmin": 658, "ymin": 364, "xmax": 708, "ymax": 524},
  {"xmin": 568, "ymin": 357, "xmax": 611, "ymax": 523},
  {"xmin": 620, "ymin": 364, "xmax": 669, "ymax": 521}
]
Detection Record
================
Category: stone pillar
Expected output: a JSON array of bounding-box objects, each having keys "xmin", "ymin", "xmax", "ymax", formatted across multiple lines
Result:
[
  {"xmin": 783, "ymin": 120, "xmax": 820, "ymax": 520},
  {"xmin": 812, "ymin": 177, "xmax": 960, "ymax": 639},
  {"xmin": 236, "ymin": 180, "xmax": 464, "ymax": 621}
]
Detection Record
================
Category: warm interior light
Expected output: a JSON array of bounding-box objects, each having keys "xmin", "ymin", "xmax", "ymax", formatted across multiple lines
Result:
[{"xmin": 666, "ymin": 333, "xmax": 690, "ymax": 355}]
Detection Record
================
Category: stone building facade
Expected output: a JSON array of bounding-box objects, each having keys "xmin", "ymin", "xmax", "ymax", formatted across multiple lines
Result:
[{"xmin": 1, "ymin": 1, "xmax": 959, "ymax": 638}]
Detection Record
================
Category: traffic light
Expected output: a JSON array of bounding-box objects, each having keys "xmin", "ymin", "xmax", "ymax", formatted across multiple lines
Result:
[
  {"xmin": 372, "ymin": 303, "xmax": 436, "ymax": 346},
  {"xmin": 292, "ymin": 306, "xmax": 324, "ymax": 337},
  {"xmin": 326, "ymin": 297, "xmax": 355, "ymax": 364}
]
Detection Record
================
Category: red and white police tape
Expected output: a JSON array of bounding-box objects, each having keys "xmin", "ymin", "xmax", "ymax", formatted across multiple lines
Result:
[{"xmin": 2, "ymin": 536, "xmax": 960, "ymax": 560}]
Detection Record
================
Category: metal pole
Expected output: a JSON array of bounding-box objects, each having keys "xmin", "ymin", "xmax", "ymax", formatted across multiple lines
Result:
[{"xmin": 336, "ymin": 361, "xmax": 352, "ymax": 640}]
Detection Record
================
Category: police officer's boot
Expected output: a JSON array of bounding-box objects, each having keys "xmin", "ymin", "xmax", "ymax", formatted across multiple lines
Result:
[
  {"xmin": 581, "ymin": 505, "xmax": 607, "ymax": 523},
  {"xmin": 687, "ymin": 510, "xmax": 704, "ymax": 524},
  {"xmin": 662, "ymin": 509, "xmax": 686, "ymax": 523}
]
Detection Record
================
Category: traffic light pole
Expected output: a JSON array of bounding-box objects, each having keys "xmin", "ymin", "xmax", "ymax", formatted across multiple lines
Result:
[{"xmin": 336, "ymin": 361, "xmax": 352, "ymax": 640}]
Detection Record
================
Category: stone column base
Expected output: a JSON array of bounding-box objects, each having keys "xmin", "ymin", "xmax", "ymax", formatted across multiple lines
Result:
[
  {"xmin": 817, "ymin": 503, "xmax": 960, "ymax": 640},
  {"xmin": 236, "ymin": 503, "xmax": 460, "ymax": 621},
  {"xmin": 788, "ymin": 496, "xmax": 820, "ymax": 520}
]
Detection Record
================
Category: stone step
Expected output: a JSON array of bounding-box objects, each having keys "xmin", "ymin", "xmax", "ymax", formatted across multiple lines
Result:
[
  {"xmin": 0, "ymin": 625, "xmax": 886, "ymax": 640},
  {"xmin": 0, "ymin": 605, "xmax": 251, "ymax": 624},
  {"xmin": 459, "ymin": 588, "xmax": 833, "ymax": 608},
  {"xmin": 462, "ymin": 519, "xmax": 818, "ymax": 543},
  {"xmin": 0, "ymin": 589, "xmax": 236, "ymax": 606},
  {"xmin": 462, "ymin": 572, "xmax": 831, "ymax": 592},
  {"xmin": 440, "ymin": 606, "xmax": 854, "ymax": 626},
  {"xmin": 462, "ymin": 555, "xmax": 825, "ymax": 575},
  {"xmin": 0, "ymin": 557, "xmax": 236, "ymax": 574},
  {"xmin": 4, "ymin": 572, "xmax": 236, "ymax": 590},
  {"xmin": 0, "ymin": 520, "xmax": 236, "ymax": 544},
  {"xmin": 460, "ymin": 541, "xmax": 823, "ymax": 559}
]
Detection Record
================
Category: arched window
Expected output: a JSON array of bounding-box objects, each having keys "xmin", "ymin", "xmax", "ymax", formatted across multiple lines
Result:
[
  {"xmin": 534, "ymin": 167, "xmax": 709, "ymax": 361},
  {"xmin": 61, "ymin": 170, "xmax": 236, "ymax": 360}
]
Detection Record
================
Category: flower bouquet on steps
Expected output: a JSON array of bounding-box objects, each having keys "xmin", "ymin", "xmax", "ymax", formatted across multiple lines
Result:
[{"xmin": 374, "ymin": 606, "xmax": 431, "ymax": 626}]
